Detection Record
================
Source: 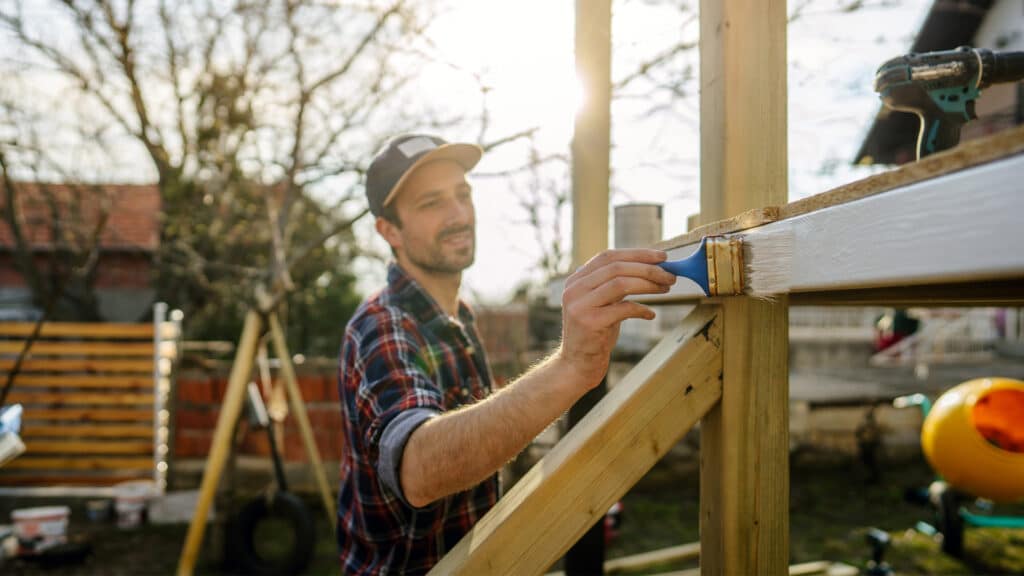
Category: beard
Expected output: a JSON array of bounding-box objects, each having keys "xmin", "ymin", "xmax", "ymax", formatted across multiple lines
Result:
[{"xmin": 406, "ymin": 224, "xmax": 475, "ymax": 274}]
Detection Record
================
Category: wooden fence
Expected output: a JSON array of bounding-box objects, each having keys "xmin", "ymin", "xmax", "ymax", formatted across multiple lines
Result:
[{"xmin": 0, "ymin": 304, "xmax": 180, "ymax": 492}]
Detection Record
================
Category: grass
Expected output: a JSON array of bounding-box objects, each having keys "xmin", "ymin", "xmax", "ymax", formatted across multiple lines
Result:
[{"xmin": 3, "ymin": 457, "xmax": 1022, "ymax": 574}]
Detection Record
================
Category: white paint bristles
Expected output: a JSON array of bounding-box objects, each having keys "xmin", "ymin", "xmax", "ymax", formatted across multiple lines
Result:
[{"xmin": 741, "ymin": 228, "xmax": 794, "ymax": 298}]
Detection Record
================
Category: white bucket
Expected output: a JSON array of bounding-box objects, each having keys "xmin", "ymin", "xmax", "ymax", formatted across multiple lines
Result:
[
  {"xmin": 11, "ymin": 506, "xmax": 70, "ymax": 554},
  {"xmin": 114, "ymin": 480, "xmax": 154, "ymax": 529}
]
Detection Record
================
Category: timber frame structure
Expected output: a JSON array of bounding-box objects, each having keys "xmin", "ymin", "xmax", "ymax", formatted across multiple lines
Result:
[{"xmin": 429, "ymin": 1, "xmax": 1024, "ymax": 575}]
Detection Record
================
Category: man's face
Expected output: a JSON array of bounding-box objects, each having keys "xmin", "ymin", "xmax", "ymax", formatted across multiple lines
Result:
[{"xmin": 378, "ymin": 159, "xmax": 476, "ymax": 274}]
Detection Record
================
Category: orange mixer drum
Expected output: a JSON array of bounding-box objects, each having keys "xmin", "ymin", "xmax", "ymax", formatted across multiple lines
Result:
[{"xmin": 921, "ymin": 377, "xmax": 1024, "ymax": 502}]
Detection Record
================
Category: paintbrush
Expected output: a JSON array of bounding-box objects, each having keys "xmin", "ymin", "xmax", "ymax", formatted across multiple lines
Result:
[{"xmin": 658, "ymin": 229, "xmax": 793, "ymax": 298}]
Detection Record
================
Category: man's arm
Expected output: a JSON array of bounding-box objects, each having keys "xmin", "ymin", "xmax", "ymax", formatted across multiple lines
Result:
[{"xmin": 400, "ymin": 249, "xmax": 675, "ymax": 508}]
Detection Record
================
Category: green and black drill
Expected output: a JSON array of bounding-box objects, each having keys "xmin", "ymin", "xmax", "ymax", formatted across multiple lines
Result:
[{"xmin": 874, "ymin": 46, "xmax": 1024, "ymax": 159}]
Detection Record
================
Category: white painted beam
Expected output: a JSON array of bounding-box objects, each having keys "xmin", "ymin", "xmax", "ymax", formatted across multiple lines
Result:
[{"xmin": 641, "ymin": 153, "xmax": 1024, "ymax": 302}]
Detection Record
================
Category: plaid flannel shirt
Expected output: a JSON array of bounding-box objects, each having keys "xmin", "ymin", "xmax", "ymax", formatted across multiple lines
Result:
[{"xmin": 336, "ymin": 262, "xmax": 499, "ymax": 575}]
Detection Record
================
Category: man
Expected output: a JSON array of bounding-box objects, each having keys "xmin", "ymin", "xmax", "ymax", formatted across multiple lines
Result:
[{"xmin": 337, "ymin": 134, "xmax": 675, "ymax": 574}]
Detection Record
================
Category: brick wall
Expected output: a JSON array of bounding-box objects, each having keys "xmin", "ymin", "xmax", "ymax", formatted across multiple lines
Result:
[{"xmin": 174, "ymin": 369, "xmax": 344, "ymax": 463}]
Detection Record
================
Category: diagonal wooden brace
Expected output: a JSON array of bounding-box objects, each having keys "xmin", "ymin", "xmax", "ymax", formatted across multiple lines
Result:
[{"xmin": 430, "ymin": 305, "xmax": 723, "ymax": 576}]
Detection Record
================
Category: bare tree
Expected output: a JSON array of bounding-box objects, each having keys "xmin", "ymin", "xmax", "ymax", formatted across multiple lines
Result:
[{"xmin": 0, "ymin": 0, "xmax": 467, "ymax": 334}]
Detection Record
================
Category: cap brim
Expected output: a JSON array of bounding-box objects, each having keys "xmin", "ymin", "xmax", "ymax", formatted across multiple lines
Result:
[{"xmin": 382, "ymin": 142, "xmax": 484, "ymax": 208}]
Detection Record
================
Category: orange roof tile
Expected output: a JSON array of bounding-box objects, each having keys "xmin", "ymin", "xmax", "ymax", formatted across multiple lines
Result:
[{"xmin": 0, "ymin": 182, "xmax": 159, "ymax": 251}]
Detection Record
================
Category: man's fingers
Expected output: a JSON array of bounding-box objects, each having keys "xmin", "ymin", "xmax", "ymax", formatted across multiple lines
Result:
[
  {"xmin": 570, "ymin": 249, "xmax": 667, "ymax": 282},
  {"xmin": 574, "ymin": 261, "xmax": 676, "ymax": 293},
  {"xmin": 579, "ymin": 276, "xmax": 671, "ymax": 309},
  {"xmin": 595, "ymin": 301, "xmax": 657, "ymax": 326}
]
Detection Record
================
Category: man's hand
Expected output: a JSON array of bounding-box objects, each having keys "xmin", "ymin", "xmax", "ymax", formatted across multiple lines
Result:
[{"xmin": 557, "ymin": 249, "xmax": 675, "ymax": 388}]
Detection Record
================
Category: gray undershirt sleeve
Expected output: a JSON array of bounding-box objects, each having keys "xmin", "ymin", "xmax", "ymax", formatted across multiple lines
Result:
[{"xmin": 378, "ymin": 407, "xmax": 440, "ymax": 507}]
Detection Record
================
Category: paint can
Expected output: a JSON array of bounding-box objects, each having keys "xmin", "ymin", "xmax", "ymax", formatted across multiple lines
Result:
[
  {"xmin": 11, "ymin": 506, "xmax": 70, "ymax": 554},
  {"xmin": 113, "ymin": 481, "xmax": 154, "ymax": 529}
]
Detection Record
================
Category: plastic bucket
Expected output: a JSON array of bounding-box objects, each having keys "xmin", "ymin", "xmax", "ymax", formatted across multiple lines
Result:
[
  {"xmin": 11, "ymin": 506, "xmax": 70, "ymax": 554},
  {"xmin": 114, "ymin": 480, "xmax": 154, "ymax": 529}
]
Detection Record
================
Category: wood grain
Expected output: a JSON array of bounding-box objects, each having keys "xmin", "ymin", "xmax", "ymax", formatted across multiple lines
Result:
[
  {"xmin": 697, "ymin": 0, "xmax": 789, "ymax": 574},
  {"xmin": 0, "ymin": 322, "xmax": 153, "ymax": 339},
  {"xmin": 0, "ymin": 341, "xmax": 154, "ymax": 356},
  {"xmin": 6, "ymin": 375, "xmax": 153, "ymax": 388},
  {"xmin": 430, "ymin": 306, "xmax": 722, "ymax": 575},
  {"xmin": 0, "ymin": 359, "xmax": 152, "ymax": 373}
]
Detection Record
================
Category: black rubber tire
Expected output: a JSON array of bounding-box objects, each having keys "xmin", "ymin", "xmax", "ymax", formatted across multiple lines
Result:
[
  {"xmin": 232, "ymin": 491, "xmax": 315, "ymax": 575},
  {"xmin": 937, "ymin": 485, "xmax": 964, "ymax": 558}
]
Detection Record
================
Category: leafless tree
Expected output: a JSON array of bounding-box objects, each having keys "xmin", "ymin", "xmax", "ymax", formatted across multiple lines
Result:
[{"xmin": 0, "ymin": 0, "xmax": 469, "ymax": 332}]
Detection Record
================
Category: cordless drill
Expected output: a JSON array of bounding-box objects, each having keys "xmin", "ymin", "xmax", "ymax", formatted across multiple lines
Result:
[{"xmin": 874, "ymin": 46, "xmax": 1024, "ymax": 159}]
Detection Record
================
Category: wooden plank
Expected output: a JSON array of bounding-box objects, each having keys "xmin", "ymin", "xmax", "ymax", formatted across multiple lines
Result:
[
  {"xmin": 179, "ymin": 310, "xmax": 263, "ymax": 576},
  {"xmin": 0, "ymin": 475, "xmax": 145, "ymax": 486},
  {"xmin": 269, "ymin": 314, "xmax": 337, "ymax": 528},
  {"xmin": 641, "ymin": 153, "xmax": 1024, "ymax": 303},
  {"xmin": 790, "ymin": 278, "xmax": 1024, "ymax": 307},
  {"xmin": 429, "ymin": 306, "xmax": 722, "ymax": 575},
  {"xmin": 23, "ymin": 425, "xmax": 153, "ymax": 438},
  {"xmin": 698, "ymin": 1, "xmax": 788, "ymax": 574},
  {"xmin": 23, "ymin": 409, "xmax": 152, "ymax": 421},
  {"xmin": 780, "ymin": 124, "xmax": 1024, "ymax": 220},
  {"xmin": 4, "ymin": 375, "xmax": 153, "ymax": 388},
  {"xmin": 0, "ymin": 359, "xmax": 153, "ymax": 373},
  {"xmin": 3, "ymin": 457, "xmax": 153, "ymax": 470},
  {"xmin": 24, "ymin": 440, "xmax": 152, "ymax": 454},
  {"xmin": 8, "ymin": 392, "xmax": 154, "ymax": 405},
  {"xmin": 0, "ymin": 341, "xmax": 154, "ymax": 356},
  {"xmin": 701, "ymin": 297, "xmax": 789, "ymax": 576},
  {"xmin": 0, "ymin": 322, "xmax": 153, "ymax": 339},
  {"xmin": 605, "ymin": 542, "xmax": 701, "ymax": 574},
  {"xmin": 652, "ymin": 207, "xmax": 779, "ymax": 251}
]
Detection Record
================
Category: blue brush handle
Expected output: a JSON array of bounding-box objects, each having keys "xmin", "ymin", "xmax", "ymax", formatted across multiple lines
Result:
[{"xmin": 658, "ymin": 237, "xmax": 710, "ymax": 295}]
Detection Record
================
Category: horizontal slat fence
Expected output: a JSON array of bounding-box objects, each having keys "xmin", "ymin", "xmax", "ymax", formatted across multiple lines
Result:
[{"xmin": 0, "ymin": 310, "xmax": 179, "ymax": 489}]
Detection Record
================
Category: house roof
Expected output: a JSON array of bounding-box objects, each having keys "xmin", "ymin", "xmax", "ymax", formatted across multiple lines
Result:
[
  {"xmin": 854, "ymin": 0, "xmax": 995, "ymax": 165},
  {"xmin": 0, "ymin": 182, "xmax": 160, "ymax": 251}
]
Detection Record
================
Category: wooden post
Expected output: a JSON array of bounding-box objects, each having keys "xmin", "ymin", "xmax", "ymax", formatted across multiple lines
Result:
[
  {"xmin": 698, "ymin": 0, "xmax": 789, "ymax": 574},
  {"xmin": 568, "ymin": 1, "xmax": 613, "ymax": 572},
  {"xmin": 177, "ymin": 310, "xmax": 263, "ymax": 576},
  {"xmin": 267, "ymin": 313, "xmax": 337, "ymax": 528}
]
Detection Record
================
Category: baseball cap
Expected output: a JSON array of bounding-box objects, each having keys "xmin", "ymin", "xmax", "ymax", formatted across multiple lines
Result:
[{"xmin": 365, "ymin": 134, "xmax": 483, "ymax": 217}]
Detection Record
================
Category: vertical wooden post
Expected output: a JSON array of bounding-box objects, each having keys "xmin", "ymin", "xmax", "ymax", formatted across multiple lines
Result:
[
  {"xmin": 572, "ymin": 0, "xmax": 612, "ymax": 269},
  {"xmin": 698, "ymin": 0, "xmax": 789, "ymax": 574},
  {"xmin": 268, "ymin": 313, "xmax": 337, "ymax": 528},
  {"xmin": 178, "ymin": 310, "xmax": 264, "ymax": 576},
  {"xmin": 568, "ymin": 1, "xmax": 612, "ymax": 572}
]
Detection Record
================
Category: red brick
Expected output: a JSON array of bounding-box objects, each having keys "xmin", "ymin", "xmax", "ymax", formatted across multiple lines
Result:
[
  {"xmin": 297, "ymin": 376, "xmax": 324, "ymax": 401},
  {"xmin": 176, "ymin": 408, "xmax": 217, "ymax": 430}
]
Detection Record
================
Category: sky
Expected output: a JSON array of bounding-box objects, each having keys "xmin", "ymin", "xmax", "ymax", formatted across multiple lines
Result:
[
  {"xmin": 1, "ymin": 0, "xmax": 935, "ymax": 306},
  {"xmin": 351, "ymin": 0, "xmax": 933, "ymax": 305}
]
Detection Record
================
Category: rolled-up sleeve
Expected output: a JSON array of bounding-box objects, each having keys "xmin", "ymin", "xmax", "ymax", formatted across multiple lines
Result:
[{"xmin": 352, "ymin": 308, "xmax": 444, "ymax": 507}]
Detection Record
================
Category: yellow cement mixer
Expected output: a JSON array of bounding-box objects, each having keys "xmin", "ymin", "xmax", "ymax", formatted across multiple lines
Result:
[{"xmin": 895, "ymin": 377, "xmax": 1024, "ymax": 558}]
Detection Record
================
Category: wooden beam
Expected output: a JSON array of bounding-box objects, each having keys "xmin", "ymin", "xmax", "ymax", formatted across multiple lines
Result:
[
  {"xmin": 642, "ymin": 152, "xmax": 1024, "ymax": 303},
  {"xmin": 4, "ymin": 457, "xmax": 153, "ymax": 470},
  {"xmin": 0, "ymin": 341, "xmax": 154, "ymax": 356},
  {"xmin": 267, "ymin": 313, "xmax": 337, "ymax": 528},
  {"xmin": 0, "ymin": 322, "xmax": 153, "ymax": 339},
  {"xmin": 2, "ymin": 375, "xmax": 153, "ymax": 388},
  {"xmin": 7, "ymin": 392, "xmax": 153, "ymax": 405},
  {"xmin": 22, "ymin": 409, "xmax": 152, "ymax": 421},
  {"xmin": 429, "ymin": 306, "xmax": 722, "ymax": 576},
  {"xmin": 24, "ymin": 440, "xmax": 152, "ymax": 454},
  {"xmin": 605, "ymin": 542, "xmax": 700, "ymax": 574},
  {"xmin": 701, "ymin": 297, "xmax": 789, "ymax": 575},
  {"xmin": 0, "ymin": 359, "xmax": 152, "ymax": 373},
  {"xmin": 571, "ymin": 0, "xmax": 611, "ymax": 267},
  {"xmin": 23, "ymin": 425, "xmax": 153, "ymax": 438},
  {"xmin": 698, "ymin": 1, "xmax": 789, "ymax": 575},
  {"xmin": 178, "ymin": 310, "xmax": 263, "ymax": 576}
]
